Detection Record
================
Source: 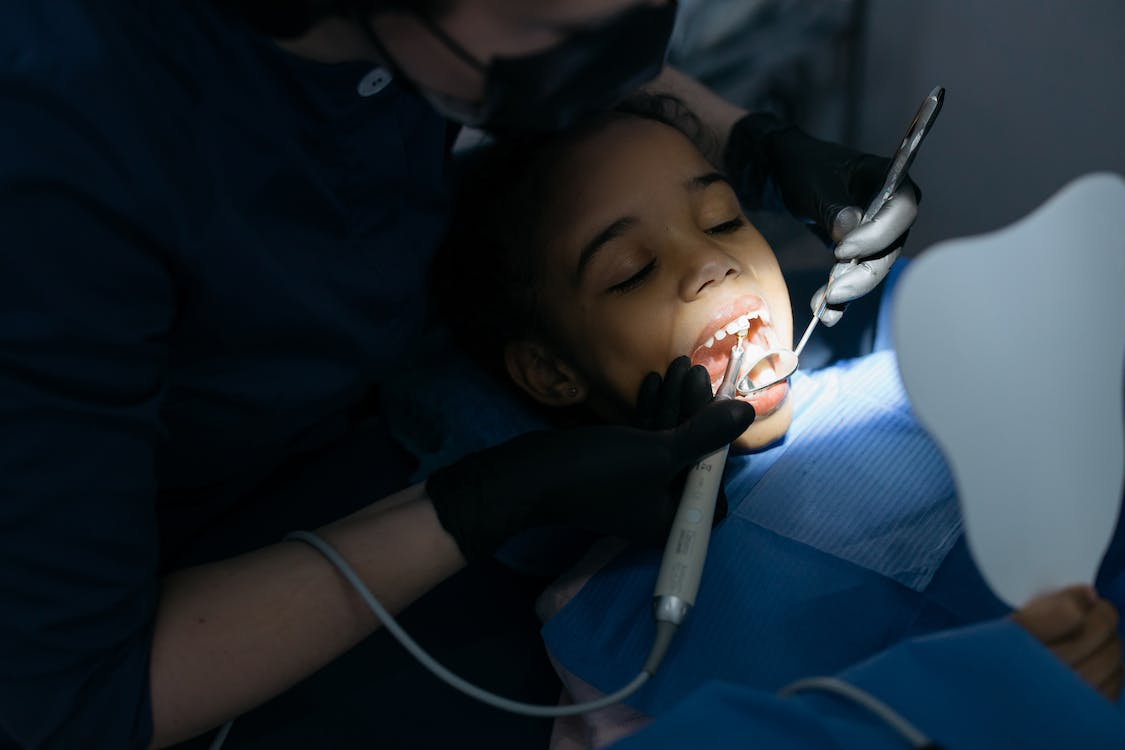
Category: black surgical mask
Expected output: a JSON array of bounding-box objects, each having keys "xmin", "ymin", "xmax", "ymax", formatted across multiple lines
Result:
[{"xmin": 367, "ymin": 2, "xmax": 678, "ymax": 134}]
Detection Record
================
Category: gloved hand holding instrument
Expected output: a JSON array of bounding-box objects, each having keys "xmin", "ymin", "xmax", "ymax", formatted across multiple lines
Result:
[
  {"xmin": 724, "ymin": 87, "xmax": 945, "ymax": 331},
  {"xmin": 279, "ymin": 359, "xmax": 753, "ymax": 721},
  {"xmin": 426, "ymin": 367, "xmax": 754, "ymax": 563}
]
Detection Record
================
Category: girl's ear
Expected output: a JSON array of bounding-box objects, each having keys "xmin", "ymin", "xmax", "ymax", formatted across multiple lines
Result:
[{"xmin": 504, "ymin": 340, "xmax": 588, "ymax": 407}]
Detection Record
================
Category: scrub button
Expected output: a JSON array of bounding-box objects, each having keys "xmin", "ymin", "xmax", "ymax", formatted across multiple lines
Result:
[{"xmin": 357, "ymin": 67, "xmax": 393, "ymax": 97}]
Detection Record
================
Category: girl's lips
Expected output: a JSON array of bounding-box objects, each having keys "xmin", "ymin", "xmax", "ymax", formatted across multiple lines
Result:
[
  {"xmin": 684, "ymin": 292, "xmax": 792, "ymax": 422},
  {"xmin": 692, "ymin": 323, "xmax": 782, "ymax": 387},
  {"xmin": 736, "ymin": 379, "xmax": 788, "ymax": 419}
]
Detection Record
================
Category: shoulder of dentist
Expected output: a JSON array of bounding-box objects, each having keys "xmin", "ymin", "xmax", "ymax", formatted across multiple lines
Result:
[{"xmin": 0, "ymin": 0, "xmax": 917, "ymax": 746}]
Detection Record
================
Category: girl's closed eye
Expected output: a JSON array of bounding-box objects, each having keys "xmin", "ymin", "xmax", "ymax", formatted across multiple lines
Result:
[
  {"xmin": 608, "ymin": 259, "xmax": 656, "ymax": 294},
  {"xmin": 706, "ymin": 217, "xmax": 744, "ymax": 235}
]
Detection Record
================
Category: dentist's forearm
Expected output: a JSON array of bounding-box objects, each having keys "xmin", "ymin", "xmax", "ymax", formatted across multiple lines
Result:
[{"xmin": 149, "ymin": 482, "xmax": 464, "ymax": 748}]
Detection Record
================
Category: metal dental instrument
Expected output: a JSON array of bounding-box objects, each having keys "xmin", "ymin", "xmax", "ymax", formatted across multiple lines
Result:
[
  {"xmin": 653, "ymin": 330, "xmax": 747, "ymax": 631},
  {"xmin": 736, "ymin": 349, "xmax": 800, "ymax": 396},
  {"xmin": 784, "ymin": 86, "xmax": 947, "ymax": 385}
]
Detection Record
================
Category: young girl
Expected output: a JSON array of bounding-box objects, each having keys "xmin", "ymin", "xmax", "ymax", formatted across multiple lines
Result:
[{"xmin": 405, "ymin": 95, "xmax": 1125, "ymax": 746}]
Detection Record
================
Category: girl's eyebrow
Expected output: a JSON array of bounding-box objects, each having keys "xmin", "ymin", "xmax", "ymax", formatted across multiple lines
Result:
[
  {"xmin": 575, "ymin": 216, "xmax": 639, "ymax": 285},
  {"xmin": 573, "ymin": 172, "xmax": 730, "ymax": 285},
  {"xmin": 687, "ymin": 171, "xmax": 731, "ymax": 192}
]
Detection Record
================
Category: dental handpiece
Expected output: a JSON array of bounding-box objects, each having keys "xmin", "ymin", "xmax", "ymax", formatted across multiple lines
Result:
[{"xmin": 652, "ymin": 332, "xmax": 746, "ymax": 629}]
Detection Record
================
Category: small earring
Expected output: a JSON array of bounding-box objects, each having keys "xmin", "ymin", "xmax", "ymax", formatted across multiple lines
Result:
[{"xmin": 568, "ymin": 385, "xmax": 578, "ymax": 398}]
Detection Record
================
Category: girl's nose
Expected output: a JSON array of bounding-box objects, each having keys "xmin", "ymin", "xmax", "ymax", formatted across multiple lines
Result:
[{"xmin": 678, "ymin": 247, "xmax": 740, "ymax": 301}]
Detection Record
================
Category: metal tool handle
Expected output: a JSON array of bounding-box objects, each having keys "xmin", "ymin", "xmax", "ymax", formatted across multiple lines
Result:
[
  {"xmin": 799, "ymin": 86, "xmax": 946, "ymax": 352},
  {"xmin": 861, "ymin": 85, "xmax": 945, "ymax": 223}
]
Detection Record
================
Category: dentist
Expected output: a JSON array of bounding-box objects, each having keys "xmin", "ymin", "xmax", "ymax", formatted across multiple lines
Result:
[{"xmin": 0, "ymin": 1, "xmax": 916, "ymax": 746}]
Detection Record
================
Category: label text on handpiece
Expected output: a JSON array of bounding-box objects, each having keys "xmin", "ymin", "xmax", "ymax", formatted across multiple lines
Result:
[{"xmin": 676, "ymin": 529, "xmax": 695, "ymax": 555}]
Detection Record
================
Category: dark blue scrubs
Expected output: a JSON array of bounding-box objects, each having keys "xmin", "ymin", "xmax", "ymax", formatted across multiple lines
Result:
[{"xmin": 0, "ymin": 0, "xmax": 453, "ymax": 745}]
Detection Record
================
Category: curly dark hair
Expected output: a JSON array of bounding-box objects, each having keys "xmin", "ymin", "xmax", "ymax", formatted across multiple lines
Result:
[{"xmin": 433, "ymin": 93, "xmax": 717, "ymax": 380}]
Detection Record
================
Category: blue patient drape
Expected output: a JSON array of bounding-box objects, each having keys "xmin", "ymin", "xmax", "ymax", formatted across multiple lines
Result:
[{"xmin": 541, "ymin": 350, "xmax": 1010, "ymax": 716}]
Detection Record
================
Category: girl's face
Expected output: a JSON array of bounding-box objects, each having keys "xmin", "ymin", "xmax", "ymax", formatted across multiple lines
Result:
[{"xmin": 518, "ymin": 117, "xmax": 795, "ymax": 449}]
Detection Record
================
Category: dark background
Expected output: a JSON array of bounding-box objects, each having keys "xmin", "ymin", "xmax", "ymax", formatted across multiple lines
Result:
[{"xmin": 670, "ymin": 0, "xmax": 1125, "ymax": 270}]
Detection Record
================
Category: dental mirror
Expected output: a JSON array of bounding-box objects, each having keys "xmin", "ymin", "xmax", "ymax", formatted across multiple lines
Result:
[{"xmin": 736, "ymin": 350, "xmax": 799, "ymax": 395}]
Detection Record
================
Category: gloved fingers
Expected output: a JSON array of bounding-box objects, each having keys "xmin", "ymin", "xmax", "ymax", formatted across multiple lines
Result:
[
  {"xmin": 681, "ymin": 364, "xmax": 713, "ymax": 420},
  {"xmin": 654, "ymin": 355, "xmax": 691, "ymax": 428},
  {"xmin": 823, "ymin": 248, "xmax": 900, "ymax": 305},
  {"xmin": 829, "ymin": 205, "xmax": 863, "ymax": 244},
  {"xmin": 644, "ymin": 492, "xmax": 689, "ymax": 547},
  {"xmin": 668, "ymin": 398, "xmax": 755, "ymax": 466},
  {"xmin": 635, "ymin": 371, "xmax": 663, "ymax": 429},
  {"xmin": 834, "ymin": 185, "xmax": 917, "ymax": 261},
  {"xmin": 809, "ymin": 284, "xmax": 845, "ymax": 328}
]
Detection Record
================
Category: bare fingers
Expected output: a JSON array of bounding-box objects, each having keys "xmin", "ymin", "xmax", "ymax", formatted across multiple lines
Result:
[
  {"xmin": 1051, "ymin": 598, "xmax": 1120, "ymax": 665},
  {"xmin": 1013, "ymin": 587, "xmax": 1125, "ymax": 702},
  {"xmin": 1011, "ymin": 584, "xmax": 1095, "ymax": 643}
]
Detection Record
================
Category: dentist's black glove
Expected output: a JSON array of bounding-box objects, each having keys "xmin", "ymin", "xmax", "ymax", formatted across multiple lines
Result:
[
  {"xmin": 635, "ymin": 356, "xmax": 733, "ymax": 527},
  {"xmin": 724, "ymin": 113, "xmax": 920, "ymax": 326},
  {"xmin": 426, "ymin": 371, "xmax": 755, "ymax": 563}
]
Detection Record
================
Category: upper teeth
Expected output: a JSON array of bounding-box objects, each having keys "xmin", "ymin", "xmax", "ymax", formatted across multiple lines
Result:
[{"xmin": 703, "ymin": 308, "xmax": 769, "ymax": 348}]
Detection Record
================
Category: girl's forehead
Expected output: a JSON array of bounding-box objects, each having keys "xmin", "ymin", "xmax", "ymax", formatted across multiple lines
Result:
[
  {"xmin": 537, "ymin": 120, "xmax": 712, "ymax": 270},
  {"xmin": 552, "ymin": 118, "xmax": 708, "ymax": 197}
]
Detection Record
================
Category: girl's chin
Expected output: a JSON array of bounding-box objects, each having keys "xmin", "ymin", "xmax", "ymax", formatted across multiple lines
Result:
[{"xmin": 732, "ymin": 398, "xmax": 794, "ymax": 451}]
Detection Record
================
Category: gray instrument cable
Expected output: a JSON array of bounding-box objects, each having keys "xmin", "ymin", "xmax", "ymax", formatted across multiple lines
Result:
[
  {"xmin": 283, "ymin": 529, "xmax": 672, "ymax": 717},
  {"xmin": 206, "ymin": 533, "xmax": 938, "ymax": 750},
  {"xmin": 205, "ymin": 335, "xmax": 930, "ymax": 748},
  {"xmin": 779, "ymin": 676, "xmax": 943, "ymax": 749}
]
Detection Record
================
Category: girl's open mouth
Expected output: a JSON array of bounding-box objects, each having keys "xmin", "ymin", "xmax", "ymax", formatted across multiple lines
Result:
[{"xmin": 690, "ymin": 303, "xmax": 791, "ymax": 418}]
